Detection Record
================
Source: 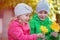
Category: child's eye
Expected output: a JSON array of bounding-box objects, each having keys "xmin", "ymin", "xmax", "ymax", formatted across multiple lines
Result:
[
  {"xmin": 26, "ymin": 14, "xmax": 30, "ymax": 16},
  {"xmin": 39, "ymin": 11, "xmax": 42, "ymax": 14},
  {"xmin": 26, "ymin": 15, "xmax": 28, "ymax": 16},
  {"xmin": 44, "ymin": 11, "xmax": 47, "ymax": 14}
]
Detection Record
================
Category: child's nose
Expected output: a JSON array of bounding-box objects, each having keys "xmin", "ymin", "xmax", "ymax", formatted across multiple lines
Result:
[{"xmin": 28, "ymin": 17, "xmax": 29, "ymax": 19}]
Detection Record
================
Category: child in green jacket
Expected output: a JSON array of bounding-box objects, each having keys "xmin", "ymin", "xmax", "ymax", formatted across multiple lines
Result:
[{"xmin": 29, "ymin": 0, "xmax": 60, "ymax": 40}]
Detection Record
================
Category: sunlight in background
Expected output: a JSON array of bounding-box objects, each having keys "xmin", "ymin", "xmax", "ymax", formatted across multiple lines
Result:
[
  {"xmin": 0, "ymin": 0, "xmax": 60, "ymax": 25},
  {"xmin": 0, "ymin": 0, "xmax": 60, "ymax": 22}
]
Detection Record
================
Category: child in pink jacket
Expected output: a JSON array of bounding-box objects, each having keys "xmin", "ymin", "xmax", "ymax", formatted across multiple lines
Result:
[{"xmin": 8, "ymin": 3, "xmax": 45, "ymax": 40}]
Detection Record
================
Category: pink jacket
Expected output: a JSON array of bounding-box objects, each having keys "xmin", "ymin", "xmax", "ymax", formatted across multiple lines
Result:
[{"xmin": 8, "ymin": 19, "xmax": 38, "ymax": 40}]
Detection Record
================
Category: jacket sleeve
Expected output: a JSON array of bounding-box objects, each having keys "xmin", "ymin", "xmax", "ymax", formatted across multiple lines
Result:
[
  {"xmin": 9, "ymin": 22, "xmax": 38, "ymax": 40},
  {"xmin": 29, "ymin": 20, "xmax": 36, "ymax": 34}
]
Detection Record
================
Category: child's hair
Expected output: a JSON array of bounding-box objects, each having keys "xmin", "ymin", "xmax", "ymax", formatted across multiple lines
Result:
[{"xmin": 10, "ymin": 17, "xmax": 17, "ymax": 22}]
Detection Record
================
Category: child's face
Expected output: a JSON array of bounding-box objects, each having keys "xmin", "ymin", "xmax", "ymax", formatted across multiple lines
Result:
[
  {"xmin": 18, "ymin": 13, "xmax": 30, "ymax": 22},
  {"xmin": 37, "ymin": 10, "xmax": 48, "ymax": 21}
]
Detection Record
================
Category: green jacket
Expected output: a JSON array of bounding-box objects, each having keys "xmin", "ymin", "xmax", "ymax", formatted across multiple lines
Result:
[{"xmin": 29, "ymin": 13, "xmax": 59, "ymax": 40}]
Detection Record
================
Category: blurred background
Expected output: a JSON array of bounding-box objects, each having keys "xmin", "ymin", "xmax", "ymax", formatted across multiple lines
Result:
[{"xmin": 0, "ymin": 0, "xmax": 60, "ymax": 40}]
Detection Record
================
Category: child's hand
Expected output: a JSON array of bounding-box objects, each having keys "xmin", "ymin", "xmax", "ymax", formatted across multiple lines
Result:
[
  {"xmin": 42, "ymin": 38, "xmax": 46, "ymax": 40},
  {"xmin": 51, "ymin": 32, "xmax": 58, "ymax": 38},
  {"xmin": 37, "ymin": 33, "xmax": 45, "ymax": 39}
]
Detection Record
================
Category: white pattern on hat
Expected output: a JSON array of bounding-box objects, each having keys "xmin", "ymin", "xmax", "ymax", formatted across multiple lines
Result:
[{"xmin": 14, "ymin": 3, "xmax": 33, "ymax": 16}]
